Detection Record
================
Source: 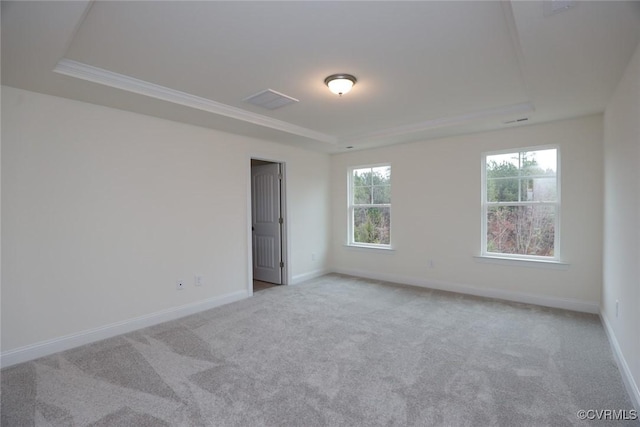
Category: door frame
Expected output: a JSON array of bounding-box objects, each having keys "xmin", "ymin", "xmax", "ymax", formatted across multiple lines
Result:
[{"xmin": 247, "ymin": 155, "xmax": 289, "ymax": 295}]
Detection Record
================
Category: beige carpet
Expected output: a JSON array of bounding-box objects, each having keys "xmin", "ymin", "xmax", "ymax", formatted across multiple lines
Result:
[{"xmin": 2, "ymin": 274, "xmax": 637, "ymax": 426}]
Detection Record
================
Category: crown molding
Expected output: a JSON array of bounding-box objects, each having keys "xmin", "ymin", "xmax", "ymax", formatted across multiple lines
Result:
[
  {"xmin": 53, "ymin": 59, "xmax": 337, "ymax": 145},
  {"xmin": 342, "ymin": 102, "xmax": 535, "ymax": 144},
  {"xmin": 53, "ymin": 59, "xmax": 534, "ymax": 148},
  {"xmin": 500, "ymin": 0, "xmax": 534, "ymax": 101}
]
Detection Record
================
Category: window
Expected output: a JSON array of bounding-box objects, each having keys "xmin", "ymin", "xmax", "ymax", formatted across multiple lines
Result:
[
  {"xmin": 482, "ymin": 147, "xmax": 559, "ymax": 260},
  {"xmin": 349, "ymin": 164, "xmax": 391, "ymax": 247}
]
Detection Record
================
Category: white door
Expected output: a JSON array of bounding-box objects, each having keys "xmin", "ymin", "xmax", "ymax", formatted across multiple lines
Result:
[{"xmin": 251, "ymin": 163, "xmax": 282, "ymax": 284}]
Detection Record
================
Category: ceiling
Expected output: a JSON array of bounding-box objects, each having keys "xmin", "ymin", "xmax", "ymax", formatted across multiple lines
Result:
[{"xmin": 3, "ymin": 1, "xmax": 640, "ymax": 153}]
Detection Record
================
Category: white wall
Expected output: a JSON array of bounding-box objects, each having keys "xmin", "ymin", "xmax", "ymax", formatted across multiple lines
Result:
[
  {"xmin": 1, "ymin": 86, "xmax": 331, "ymax": 360},
  {"xmin": 331, "ymin": 115, "xmax": 604, "ymax": 312},
  {"xmin": 602, "ymin": 41, "xmax": 640, "ymax": 409}
]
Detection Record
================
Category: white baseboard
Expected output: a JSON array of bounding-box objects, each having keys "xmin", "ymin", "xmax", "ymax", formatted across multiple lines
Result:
[
  {"xmin": 332, "ymin": 268, "xmax": 600, "ymax": 314},
  {"xmin": 0, "ymin": 290, "xmax": 249, "ymax": 369},
  {"xmin": 291, "ymin": 268, "xmax": 330, "ymax": 285},
  {"xmin": 600, "ymin": 311, "xmax": 640, "ymax": 412}
]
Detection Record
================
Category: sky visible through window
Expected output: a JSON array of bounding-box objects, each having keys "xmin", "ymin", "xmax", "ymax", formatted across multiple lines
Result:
[{"xmin": 487, "ymin": 149, "xmax": 556, "ymax": 173}]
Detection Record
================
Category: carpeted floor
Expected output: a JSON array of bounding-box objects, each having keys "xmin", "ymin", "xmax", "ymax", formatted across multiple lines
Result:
[{"xmin": 1, "ymin": 274, "xmax": 637, "ymax": 426}]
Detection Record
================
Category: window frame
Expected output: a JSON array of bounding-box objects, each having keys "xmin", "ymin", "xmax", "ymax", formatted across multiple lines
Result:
[
  {"xmin": 481, "ymin": 145, "xmax": 561, "ymax": 262},
  {"xmin": 347, "ymin": 163, "xmax": 392, "ymax": 249}
]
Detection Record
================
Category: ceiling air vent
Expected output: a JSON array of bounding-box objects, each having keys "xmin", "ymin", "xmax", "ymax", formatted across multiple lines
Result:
[
  {"xmin": 243, "ymin": 89, "xmax": 299, "ymax": 110},
  {"xmin": 503, "ymin": 117, "xmax": 529, "ymax": 125}
]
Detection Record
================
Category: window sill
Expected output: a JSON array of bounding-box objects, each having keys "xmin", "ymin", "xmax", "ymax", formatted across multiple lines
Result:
[
  {"xmin": 474, "ymin": 255, "xmax": 569, "ymax": 269},
  {"xmin": 344, "ymin": 244, "xmax": 395, "ymax": 253}
]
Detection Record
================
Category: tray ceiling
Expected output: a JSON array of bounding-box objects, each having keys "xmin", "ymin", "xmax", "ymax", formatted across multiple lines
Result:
[{"xmin": 3, "ymin": 1, "xmax": 640, "ymax": 153}]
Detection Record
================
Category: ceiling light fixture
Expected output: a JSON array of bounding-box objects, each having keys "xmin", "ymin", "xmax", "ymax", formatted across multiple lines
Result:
[{"xmin": 324, "ymin": 74, "xmax": 357, "ymax": 96}]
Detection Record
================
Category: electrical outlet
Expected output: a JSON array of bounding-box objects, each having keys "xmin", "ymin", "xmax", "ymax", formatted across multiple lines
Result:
[
  {"xmin": 195, "ymin": 275, "xmax": 203, "ymax": 287},
  {"xmin": 616, "ymin": 300, "xmax": 619, "ymax": 318},
  {"xmin": 311, "ymin": 253, "xmax": 316, "ymax": 262},
  {"xmin": 428, "ymin": 259, "xmax": 435, "ymax": 269},
  {"xmin": 176, "ymin": 280, "xmax": 185, "ymax": 291}
]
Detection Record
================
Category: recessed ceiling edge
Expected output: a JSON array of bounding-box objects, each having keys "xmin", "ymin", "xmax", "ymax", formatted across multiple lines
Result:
[{"xmin": 53, "ymin": 59, "xmax": 337, "ymax": 145}]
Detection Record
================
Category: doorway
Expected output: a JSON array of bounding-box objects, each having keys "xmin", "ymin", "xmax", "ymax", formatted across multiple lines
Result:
[{"xmin": 250, "ymin": 159, "xmax": 286, "ymax": 292}]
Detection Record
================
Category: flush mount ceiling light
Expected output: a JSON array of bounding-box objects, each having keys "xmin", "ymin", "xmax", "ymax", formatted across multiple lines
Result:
[{"xmin": 324, "ymin": 74, "xmax": 357, "ymax": 96}]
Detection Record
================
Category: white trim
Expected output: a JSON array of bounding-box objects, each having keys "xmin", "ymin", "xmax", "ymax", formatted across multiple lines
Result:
[
  {"xmin": 280, "ymin": 163, "xmax": 291, "ymax": 286},
  {"xmin": 600, "ymin": 312, "xmax": 640, "ymax": 412},
  {"xmin": 344, "ymin": 244, "xmax": 396, "ymax": 253},
  {"xmin": 343, "ymin": 102, "xmax": 534, "ymax": 143},
  {"xmin": 246, "ymin": 158, "xmax": 254, "ymax": 297},
  {"xmin": 332, "ymin": 268, "xmax": 599, "ymax": 314},
  {"xmin": 481, "ymin": 145, "xmax": 561, "ymax": 262},
  {"xmin": 474, "ymin": 255, "xmax": 569, "ymax": 269},
  {"xmin": 499, "ymin": 1, "xmax": 534, "ymax": 102},
  {"xmin": 0, "ymin": 290, "xmax": 248, "ymax": 368},
  {"xmin": 53, "ymin": 59, "xmax": 337, "ymax": 145},
  {"xmin": 291, "ymin": 269, "xmax": 331, "ymax": 285},
  {"xmin": 348, "ymin": 163, "xmax": 392, "ymax": 247}
]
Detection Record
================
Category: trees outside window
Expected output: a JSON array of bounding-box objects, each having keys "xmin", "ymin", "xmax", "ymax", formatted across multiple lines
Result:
[
  {"xmin": 483, "ymin": 148, "xmax": 559, "ymax": 259},
  {"xmin": 349, "ymin": 165, "xmax": 391, "ymax": 246}
]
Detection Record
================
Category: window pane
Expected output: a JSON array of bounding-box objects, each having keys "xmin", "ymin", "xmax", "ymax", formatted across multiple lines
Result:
[
  {"xmin": 487, "ymin": 178, "xmax": 519, "ymax": 202},
  {"xmin": 523, "ymin": 149, "xmax": 557, "ymax": 176},
  {"xmin": 354, "ymin": 207, "xmax": 390, "ymax": 245},
  {"xmin": 486, "ymin": 205, "xmax": 555, "ymax": 256},
  {"xmin": 372, "ymin": 185, "xmax": 391, "ymax": 204},
  {"xmin": 486, "ymin": 156, "xmax": 520, "ymax": 178},
  {"xmin": 520, "ymin": 179, "xmax": 530, "ymax": 201},
  {"xmin": 371, "ymin": 166, "xmax": 391, "ymax": 185},
  {"xmin": 354, "ymin": 186, "xmax": 371, "ymax": 204},
  {"xmin": 526, "ymin": 177, "xmax": 558, "ymax": 202},
  {"xmin": 487, "ymin": 149, "xmax": 557, "ymax": 179},
  {"xmin": 353, "ymin": 169, "xmax": 372, "ymax": 186}
]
